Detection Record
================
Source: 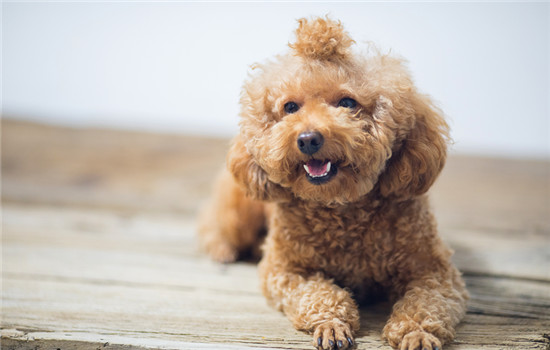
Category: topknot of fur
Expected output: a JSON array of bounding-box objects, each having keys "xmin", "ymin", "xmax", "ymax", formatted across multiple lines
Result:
[{"xmin": 290, "ymin": 17, "xmax": 355, "ymax": 61}]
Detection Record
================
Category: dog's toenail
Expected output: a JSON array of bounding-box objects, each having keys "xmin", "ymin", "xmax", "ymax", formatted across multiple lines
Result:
[
  {"xmin": 318, "ymin": 337, "xmax": 322, "ymax": 346},
  {"xmin": 337, "ymin": 340, "xmax": 343, "ymax": 348},
  {"xmin": 347, "ymin": 337, "xmax": 353, "ymax": 346},
  {"xmin": 329, "ymin": 339, "xmax": 334, "ymax": 347}
]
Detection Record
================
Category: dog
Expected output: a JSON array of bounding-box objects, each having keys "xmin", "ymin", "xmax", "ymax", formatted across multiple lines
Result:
[{"xmin": 198, "ymin": 16, "xmax": 468, "ymax": 350}]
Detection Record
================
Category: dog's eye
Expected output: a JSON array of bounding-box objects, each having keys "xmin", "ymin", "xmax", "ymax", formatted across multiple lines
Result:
[
  {"xmin": 337, "ymin": 97, "xmax": 357, "ymax": 109},
  {"xmin": 284, "ymin": 102, "xmax": 300, "ymax": 114}
]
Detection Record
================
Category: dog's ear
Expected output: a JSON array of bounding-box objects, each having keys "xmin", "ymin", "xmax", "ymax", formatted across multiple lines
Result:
[
  {"xmin": 227, "ymin": 136, "xmax": 291, "ymax": 202},
  {"xmin": 378, "ymin": 94, "xmax": 449, "ymax": 199}
]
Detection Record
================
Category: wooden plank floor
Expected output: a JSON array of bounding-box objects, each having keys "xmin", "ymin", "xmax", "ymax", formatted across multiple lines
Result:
[{"xmin": 2, "ymin": 119, "xmax": 549, "ymax": 350}]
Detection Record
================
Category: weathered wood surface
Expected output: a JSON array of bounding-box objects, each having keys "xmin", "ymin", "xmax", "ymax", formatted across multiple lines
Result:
[{"xmin": 2, "ymin": 120, "xmax": 549, "ymax": 350}]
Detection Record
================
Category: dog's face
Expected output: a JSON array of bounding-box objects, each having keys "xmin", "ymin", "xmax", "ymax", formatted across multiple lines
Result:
[{"xmin": 230, "ymin": 17, "xmax": 449, "ymax": 205}]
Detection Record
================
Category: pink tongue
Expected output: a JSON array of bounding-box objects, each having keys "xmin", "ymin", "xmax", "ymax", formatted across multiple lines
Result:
[{"xmin": 306, "ymin": 159, "xmax": 328, "ymax": 176}]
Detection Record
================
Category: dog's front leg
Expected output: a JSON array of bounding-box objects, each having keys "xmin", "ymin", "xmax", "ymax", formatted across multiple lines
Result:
[
  {"xmin": 259, "ymin": 258, "xmax": 360, "ymax": 350},
  {"xmin": 383, "ymin": 266, "xmax": 468, "ymax": 350}
]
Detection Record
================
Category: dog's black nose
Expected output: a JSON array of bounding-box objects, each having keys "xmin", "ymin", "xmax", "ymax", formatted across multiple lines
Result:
[{"xmin": 297, "ymin": 131, "xmax": 324, "ymax": 155}]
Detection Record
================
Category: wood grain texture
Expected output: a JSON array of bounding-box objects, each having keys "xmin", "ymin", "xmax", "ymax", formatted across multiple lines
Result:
[{"xmin": 2, "ymin": 120, "xmax": 549, "ymax": 350}]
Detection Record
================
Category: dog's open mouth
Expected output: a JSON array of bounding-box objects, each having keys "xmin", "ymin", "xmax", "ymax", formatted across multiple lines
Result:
[{"xmin": 303, "ymin": 159, "xmax": 338, "ymax": 185}]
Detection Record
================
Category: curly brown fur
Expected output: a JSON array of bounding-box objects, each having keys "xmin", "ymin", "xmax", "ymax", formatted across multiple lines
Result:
[{"xmin": 198, "ymin": 16, "xmax": 468, "ymax": 350}]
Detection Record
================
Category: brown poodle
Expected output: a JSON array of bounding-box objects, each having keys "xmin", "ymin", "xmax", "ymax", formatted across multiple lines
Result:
[{"xmin": 198, "ymin": 17, "xmax": 468, "ymax": 350}]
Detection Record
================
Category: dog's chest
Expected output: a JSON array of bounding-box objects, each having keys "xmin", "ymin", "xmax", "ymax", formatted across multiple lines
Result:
[{"xmin": 277, "ymin": 202, "xmax": 395, "ymax": 287}]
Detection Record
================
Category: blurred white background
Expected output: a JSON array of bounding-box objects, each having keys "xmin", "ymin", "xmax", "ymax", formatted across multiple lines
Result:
[{"xmin": 3, "ymin": 1, "xmax": 549, "ymax": 159}]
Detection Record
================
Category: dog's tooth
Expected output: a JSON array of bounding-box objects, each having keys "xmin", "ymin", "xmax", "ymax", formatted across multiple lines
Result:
[{"xmin": 303, "ymin": 161, "xmax": 333, "ymax": 178}]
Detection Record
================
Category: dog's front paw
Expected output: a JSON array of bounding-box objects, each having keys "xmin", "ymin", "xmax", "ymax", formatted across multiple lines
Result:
[
  {"xmin": 313, "ymin": 318, "xmax": 354, "ymax": 349},
  {"xmin": 399, "ymin": 330, "xmax": 441, "ymax": 350}
]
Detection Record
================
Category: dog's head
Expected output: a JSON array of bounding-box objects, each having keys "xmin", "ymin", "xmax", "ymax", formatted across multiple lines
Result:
[{"xmin": 229, "ymin": 17, "xmax": 449, "ymax": 205}]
